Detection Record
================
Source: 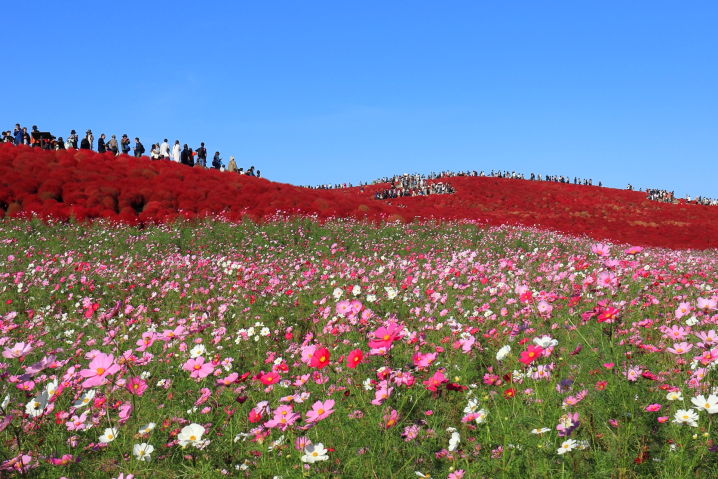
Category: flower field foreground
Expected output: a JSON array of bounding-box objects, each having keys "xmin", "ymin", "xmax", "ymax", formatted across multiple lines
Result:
[
  {"xmin": 2, "ymin": 143, "xmax": 718, "ymax": 250},
  {"xmin": 0, "ymin": 218, "xmax": 717, "ymax": 478}
]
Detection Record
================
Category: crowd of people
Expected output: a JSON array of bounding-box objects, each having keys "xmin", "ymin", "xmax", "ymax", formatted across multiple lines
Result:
[
  {"xmin": 373, "ymin": 174, "xmax": 455, "ymax": 200},
  {"xmin": 2, "ymin": 123, "xmax": 261, "ymax": 177},
  {"xmin": 646, "ymin": 188, "xmax": 675, "ymax": 203}
]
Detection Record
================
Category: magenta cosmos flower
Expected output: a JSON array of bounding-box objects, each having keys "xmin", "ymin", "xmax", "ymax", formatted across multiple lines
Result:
[{"xmin": 79, "ymin": 352, "xmax": 120, "ymax": 388}]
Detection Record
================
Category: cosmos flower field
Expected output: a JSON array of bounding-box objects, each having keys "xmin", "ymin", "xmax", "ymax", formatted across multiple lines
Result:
[{"xmin": 0, "ymin": 218, "xmax": 716, "ymax": 478}]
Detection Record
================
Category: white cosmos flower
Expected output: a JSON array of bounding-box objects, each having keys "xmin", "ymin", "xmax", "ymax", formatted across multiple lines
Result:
[
  {"xmin": 332, "ymin": 287, "xmax": 343, "ymax": 300},
  {"xmin": 385, "ymin": 287, "xmax": 398, "ymax": 299},
  {"xmin": 45, "ymin": 379, "xmax": 59, "ymax": 398},
  {"xmin": 496, "ymin": 345, "xmax": 511, "ymax": 361},
  {"xmin": 666, "ymin": 391, "xmax": 683, "ymax": 401},
  {"xmin": 99, "ymin": 427, "xmax": 118, "ymax": 443},
  {"xmin": 691, "ymin": 394, "xmax": 718, "ymax": 414},
  {"xmin": 474, "ymin": 408, "xmax": 488, "ymax": 424},
  {"xmin": 133, "ymin": 442, "xmax": 154, "ymax": 461},
  {"xmin": 25, "ymin": 391, "xmax": 49, "ymax": 418},
  {"xmin": 557, "ymin": 439, "xmax": 577, "ymax": 455},
  {"xmin": 533, "ymin": 335, "xmax": 558, "ymax": 349},
  {"xmin": 73, "ymin": 389, "xmax": 96, "ymax": 409},
  {"xmin": 352, "ymin": 285, "xmax": 361, "ymax": 296},
  {"xmin": 531, "ymin": 427, "xmax": 551, "ymax": 434},
  {"xmin": 686, "ymin": 316, "xmax": 699, "ymax": 326},
  {"xmin": 447, "ymin": 428, "xmax": 460, "ymax": 451},
  {"xmin": 673, "ymin": 409, "xmax": 699, "ymax": 427},
  {"xmin": 301, "ymin": 443, "xmax": 329, "ymax": 463},
  {"xmin": 177, "ymin": 423, "xmax": 205, "ymax": 447},
  {"xmin": 138, "ymin": 422, "xmax": 156, "ymax": 435},
  {"xmin": 189, "ymin": 344, "xmax": 206, "ymax": 358},
  {"xmin": 463, "ymin": 397, "xmax": 480, "ymax": 414}
]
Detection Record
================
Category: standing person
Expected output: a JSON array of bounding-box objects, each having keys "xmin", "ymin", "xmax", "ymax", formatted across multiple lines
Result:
[
  {"xmin": 160, "ymin": 139, "xmax": 170, "ymax": 159},
  {"xmin": 13, "ymin": 124, "xmax": 23, "ymax": 145},
  {"xmin": 80, "ymin": 135, "xmax": 91, "ymax": 149},
  {"xmin": 172, "ymin": 140, "xmax": 181, "ymax": 163},
  {"xmin": 150, "ymin": 143, "xmax": 160, "ymax": 159},
  {"xmin": 30, "ymin": 125, "xmax": 40, "ymax": 147},
  {"xmin": 188, "ymin": 147, "xmax": 195, "ymax": 166},
  {"xmin": 56, "ymin": 137, "xmax": 65, "ymax": 150},
  {"xmin": 227, "ymin": 156, "xmax": 237, "ymax": 172},
  {"xmin": 196, "ymin": 142, "xmax": 207, "ymax": 167},
  {"xmin": 68, "ymin": 130, "xmax": 78, "ymax": 148},
  {"xmin": 22, "ymin": 127, "xmax": 31, "ymax": 145},
  {"xmin": 120, "ymin": 134, "xmax": 131, "ymax": 155},
  {"xmin": 97, "ymin": 134, "xmax": 106, "ymax": 153},
  {"xmin": 133, "ymin": 137, "xmax": 145, "ymax": 157},
  {"xmin": 86, "ymin": 130, "xmax": 94, "ymax": 150},
  {"xmin": 211, "ymin": 151, "xmax": 222, "ymax": 169},
  {"xmin": 180, "ymin": 144, "xmax": 190, "ymax": 165},
  {"xmin": 107, "ymin": 135, "xmax": 119, "ymax": 155}
]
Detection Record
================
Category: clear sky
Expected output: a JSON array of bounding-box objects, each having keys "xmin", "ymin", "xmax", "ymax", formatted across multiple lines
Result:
[{"xmin": 4, "ymin": 1, "xmax": 717, "ymax": 197}]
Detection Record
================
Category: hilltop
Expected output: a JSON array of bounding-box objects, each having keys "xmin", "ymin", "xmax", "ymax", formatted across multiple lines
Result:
[{"xmin": 0, "ymin": 143, "xmax": 716, "ymax": 250}]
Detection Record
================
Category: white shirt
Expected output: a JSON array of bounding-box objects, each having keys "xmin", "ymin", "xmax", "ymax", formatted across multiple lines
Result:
[{"xmin": 160, "ymin": 141, "xmax": 170, "ymax": 157}]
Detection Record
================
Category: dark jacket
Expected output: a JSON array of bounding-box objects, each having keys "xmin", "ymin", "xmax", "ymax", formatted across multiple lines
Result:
[
  {"xmin": 14, "ymin": 129, "xmax": 23, "ymax": 145},
  {"xmin": 80, "ymin": 138, "xmax": 91, "ymax": 149},
  {"xmin": 98, "ymin": 138, "xmax": 106, "ymax": 153}
]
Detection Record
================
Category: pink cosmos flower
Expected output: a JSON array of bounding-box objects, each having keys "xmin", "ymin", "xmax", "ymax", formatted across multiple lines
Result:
[
  {"xmin": 217, "ymin": 372, "xmax": 239, "ymax": 386},
  {"xmin": 644, "ymin": 404, "xmax": 662, "ymax": 412},
  {"xmin": 125, "ymin": 377, "xmax": 148, "ymax": 396},
  {"xmin": 135, "ymin": 332, "xmax": 155, "ymax": 352},
  {"xmin": 412, "ymin": 352, "xmax": 437, "ymax": 369},
  {"xmin": 422, "ymin": 370, "xmax": 448, "ymax": 392},
  {"xmin": 2, "ymin": 342, "xmax": 32, "ymax": 359},
  {"xmin": 383, "ymin": 409, "xmax": 399, "ymax": 428},
  {"xmin": 79, "ymin": 352, "xmax": 120, "ymax": 388},
  {"xmin": 591, "ymin": 243, "xmax": 611, "ymax": 256},
  {"xmin": 306, "ymin": 399, "xmax": 335, "ymax": 423},
  {"xmin": 368, "ymin": 321, "xmax": 403, "ymax": 350},
  {"xmin": 182, "ymin": 357, "xmax": 215, "ymax": 379}
]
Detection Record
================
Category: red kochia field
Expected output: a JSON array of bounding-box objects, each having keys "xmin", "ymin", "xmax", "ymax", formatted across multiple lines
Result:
[{"xmin": 0, "ymin": 143, "xmax": 716, "ymax": 250}]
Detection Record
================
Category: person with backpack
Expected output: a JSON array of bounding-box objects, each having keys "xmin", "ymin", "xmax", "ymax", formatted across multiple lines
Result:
[
  {"xmin": 13, "ymin": 124, "xmax": 23, "ymax": 145},
  {"xmin": 211, "ymin": 151, "xmax": 222, "ymax": 169},
  {"xmin": 107, "ymin": 135, "xmax": 119, "ymax": 155},
  {"xmin": 196, "ymin": 142, "xmax": 207, "ymax": 167},
  {"xmin": 120, "ymin": 134, "xmax": 131, "ymax": 155},
  {"xmin": 134, "ymin": 138, "xmax": 145, "ymax": 157}
]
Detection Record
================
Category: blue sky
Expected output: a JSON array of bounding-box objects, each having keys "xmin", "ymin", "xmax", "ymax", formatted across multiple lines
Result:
[{"xmin": 4, "ymin": 1, "xmax": 717, "ymax": 197}]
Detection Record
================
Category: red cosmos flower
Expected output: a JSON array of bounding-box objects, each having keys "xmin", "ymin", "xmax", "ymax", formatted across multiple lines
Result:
[
  {"xmin": 346, "ymin": 349, "xmax": 363, "ymax": 369},
  {"xmin": 310, "ymin": 347, "xmax": 330, "ymax": 369},
  {"xmin": 519, "ymin": 345, "xmax": 544, "ymax": 365},
  {"xmin": 258, "ymin": 371, "xmax": 280, "ymax": 385},
  {"xmin": 503, "ymin": 388, "xmax": 516, "ymax": 399},
  {"xmin": 597, "ymin": 307, "xmax": 620, "ymax": 323}
]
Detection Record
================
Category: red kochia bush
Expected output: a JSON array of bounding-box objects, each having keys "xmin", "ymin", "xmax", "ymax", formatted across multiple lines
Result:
[{"xmin": 0, "ymin": 143, "xmax": 716, "ymax": 250}]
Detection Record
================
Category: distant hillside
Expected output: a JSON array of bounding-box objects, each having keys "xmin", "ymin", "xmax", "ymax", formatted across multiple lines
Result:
[{"xmin": 1, "ymin": 143, "xmax": 716, "ymax": 249}]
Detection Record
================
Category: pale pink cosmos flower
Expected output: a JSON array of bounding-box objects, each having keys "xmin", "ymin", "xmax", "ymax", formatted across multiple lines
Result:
[
  {"xmin": 666, "ymin": 342, "xmax": 693, "ymax": 355},
  {"xmin": 306, "ymin": 399, "xmax": 335, "ymax": 423},
  {"xmin": 2, "ymin": 342, "xmax": 32, "ymax": 359}
]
